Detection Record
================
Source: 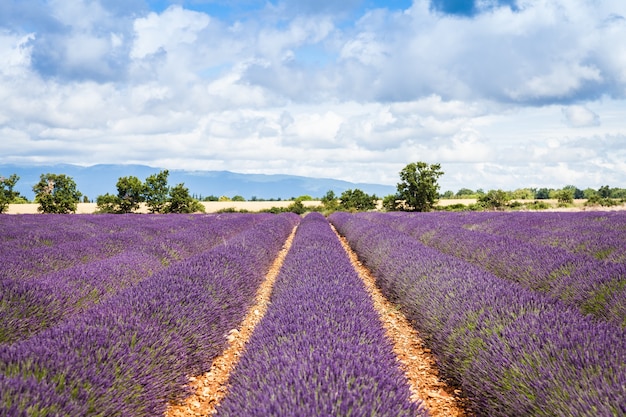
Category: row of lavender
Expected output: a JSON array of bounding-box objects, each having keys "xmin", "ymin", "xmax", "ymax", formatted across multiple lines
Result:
[
  {"xmin": 1, "ymin": 214, "xmax": 266, "ymax": 343},
  {"xmin": 453, "ymin": 211, "xmax": 626, "ymax": 263},
  {"xmin": 214, "ymin": 213, "xmax": 426, "ymax": 416},
  {"xmin": 0, "ymin": 214, "xmax": 260, "ymax": 280},
  {"xmin": 360, "ymin": 211, "xmax": 626, "ymax": 326},
  {"xmin": 330, "ymin": 212, "xmax": 625, "ymax": 417},
  {"xmin": 0, "ymin": 213, "xmax": 299, "ymax": 416}
]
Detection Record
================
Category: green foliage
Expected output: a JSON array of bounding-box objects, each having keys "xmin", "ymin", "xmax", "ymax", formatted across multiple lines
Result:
[
  {"xmin": 0, "ymin": 174, "xmax": 21, "ymax": 213},
  {"xmin": 95, "ymin": 193, "xmax": 120, "ymax": 214},
  {"xmin": 143, "ymin": 170, "xmax": 170, "ymax": 213},
  {"xmin": 95, "ymin": 170, "xmax": 209, "ymax": 214},
  {"xmin": 286, "ymin": 200, "xmax": 307, "ymax": 214},
  {"xmin": 534, "ymin": 188, "xmax": 552, "ymax": 199},
  {"xmin": 339, "ymin": 189, "xmax": 377, "ymax": 211},
  {"xmin": 33, "ymin": 173, "xmax": 82, "ymax": 214},
  {"xmin": 231, "ymin": 195, "xmax": 246, "ymax": 202},
  {"xmin": 395, "ymin": 162, "xmax": 444, "ymax": 212},
  {"xmin": 95, "ymin": 175, "xmax": 145, "ymax": 214},
  {"xmin": 455, "ymin": 188, "xmax": 475, "ymax": 197},
  {"xmin": 611, "ymin": 188, "xmax": 626, "ymax": 199},
  {"xmin": 166, "ymin": 183, "xmax": 205, "ymax": 213},
  {"xmin": 295, "ymin": 195, "xmax": 314, "ymax": 201},
  {"xmin": 478, "ymin": 189, "xmax": 511, "ymax": 210},
  {"xmin": 598, "ymin": 185, "xmax": 611, "ymax": 198},
  {"xmin": 511, "ymin": 188, "xmax": 535, "ymax": 200},
  {"xmin": 525, "ymin": 200, "xmax": 551, "ymax": 210},
  {"xmin": 10, "ymin": 196, "xmax": 29, "ymax": 204},
  {"xmin": 117, "ymin": 176, "xmax": 145, "ymax": 213},
  {"xmin": 554, "ymin": 188, "xmax": 575, "ymax": 206},
  {"xmin": 585, "ymin": 195, "xmax": 620, "ymax": 207},
  {"xmin": 219, "ymin": 207, "xmax": 250, "ymax": 213},
  {"xmin": 321, "ymin": 190, "xmax": 340, "ymax": 211},
  {"xmin": 439, "ymin": 203, "xmax": 470, "ymax": 212},
  {"xmin": 563, "ymin": 185, "xmax": 584, "ymax": 199},
  {"xmin": 382, "ymin": 194, "xmax": 399, "ymax": 212},
  {"xmin": 260, "ymin": 201, "xmax": 309, "ymax": 214}
]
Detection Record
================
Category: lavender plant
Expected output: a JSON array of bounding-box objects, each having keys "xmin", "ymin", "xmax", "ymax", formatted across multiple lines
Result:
[
  {"xmin": 459, "ymin": 211, "xmax": 626, "ymax": 263},
  {"xmin": 360, "ymin": 211, "xmax": 626, "ymax": 326},
  {"xmin": 1, "ymin": 213, "xmax": 268, "ymax": 343},
  {"xmin": 330, "ymin": 212, "xmax": 626, "ymax": 417},
  {"xmin": 0, "ymin": 213, "xmax": 299, "ymax": 416},
  {"xmin": 215, "ymin": 213, "xmax": 426, "ymax": 417}
]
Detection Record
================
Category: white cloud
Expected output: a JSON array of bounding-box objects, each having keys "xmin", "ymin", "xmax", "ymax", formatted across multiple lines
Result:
[
  {"xmin": 283, "ymin": 111, "xmax": 344, "ymax": 147},
  {"xmin": 339, "ymin": 32, "xmax": 386, "ymax": 65},
  {"xmin": 131, "ymin": 6, "xmax": 210, "ymax": 59},
  {"xmin": 562, "ymin": 105, "xmax": 600, "ymax": 127},
  {"xmin": 0, "ymin": 33, "xmax": 35, "ymax": 76},
  {"xmin": 49, "ymin": 0, "xmax": 109, "ymax": 31},
  {"xmin": 510, "ymin": 64, "xmax": 602, "ymax": 101},
  {"xmin": 1, "ymin": 0, "xmax": 626, "ymax": 192}
]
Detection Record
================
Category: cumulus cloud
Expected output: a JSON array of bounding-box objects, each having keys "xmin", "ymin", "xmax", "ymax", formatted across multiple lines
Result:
[
  {"xmin": 131, "ymin": 6, "xmax": 210, "ymax": 59},
  {"xmin": 562, "ymin": 105, "xmax": 600, "ymax": 127},
  {"xmin": 1, "ymin": 0, "xmax": 626, "ymax": 192}
]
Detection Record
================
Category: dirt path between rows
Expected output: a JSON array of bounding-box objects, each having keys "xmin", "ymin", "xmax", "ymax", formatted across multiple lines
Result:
[
  {"xmin": 165, "ymin": 225, "xmax": 298, "ymax": 416},
  {"xmin": 165, "ymin": 222, "xmax": 469, "ymax": 417},
  {"xmin": 332, "ymin": 225, "xmax": 470, "ymax": 417}
]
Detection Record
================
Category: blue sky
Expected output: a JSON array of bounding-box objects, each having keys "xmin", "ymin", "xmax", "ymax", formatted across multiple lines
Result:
[{"xmin": 1, "ymin": 0, "xmax": 626, "ymax": 192}]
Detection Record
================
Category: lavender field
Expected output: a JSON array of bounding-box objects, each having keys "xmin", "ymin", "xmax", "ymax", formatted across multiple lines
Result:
[
  {"xmin": 1, "ymin": 213, "xmax": 299, "ymax": 415},
  {"xmin": 1, "ymin": 211, "xmax": 625, "ymax": 416},
  {"xmin": 330, "ymin": 211, "xmax": 626, "ymax": 417}
]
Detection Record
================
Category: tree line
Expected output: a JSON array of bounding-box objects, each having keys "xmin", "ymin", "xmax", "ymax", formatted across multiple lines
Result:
[
  {"xmin": 2, "ymin": 163, "xmax": 625, "ymax": 214},
  {"xmin": 0, "ymin": 171, "xmax": 202, "ymax": 214}
]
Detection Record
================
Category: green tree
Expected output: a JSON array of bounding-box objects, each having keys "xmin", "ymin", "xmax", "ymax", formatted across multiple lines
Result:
[
  {"xmin": 117, "ymin": 176, "xmax": 145, "ymax": 213},
  {"xmin": 554, "ymin": 188, "xmax": 574, "ymax": 206},
  {"xmin": 321, "ymin": 190, "xmax": 340, "ymax": 211},
  {"xmin": 33, "ymin": 173, "xmax": 82, "ymax": 213},
  {"xmin": 143, "ymin": 170, "xmax": 170, "ymax": 213},
  {"xmin": 563, "ymin": 185, "xmax": 584, "ymax": 199},
  {"xmin": 610, "ymin": 187, "xmax": 626, "ymax": 199},
  {"xmin": 598, "ymin": 185, "xmax": 611, "ymax": 198},
  {"xmin": 511, "ymin": 188, "xmax": 534, "ymax": 200},
  {"xmin": 396, "ymin": 162, "xmax": 444, "ymax": 212},
  {"xmin": 167, "ymin": 183, "xmax": 205, "ymax": 213},
  {"xmin": 339, "ymin": 189, "xmax": 377, "ymax": 211},
  {"xmin": 583, "ymin": 188, "xmax": 598, "ymax": 199},
  {"xmin": 0, "ymin": 174, "xmax": 21, "ymax": 213},
  {"xmin": 95, "ymin": 193, "xmax": 120, "ymax": 214},
  {"xmin": 286, "ymin": 200, "xmax": 306, "ymax": 214},
  {"xmin": 295, "ymin": 195, "xmax": 314, "ymax": 201},
  {"xmin": 96, "ymin": 175, "xmax": 145, "ymax": 214},
  {"xmin": 478, "ymin": 189, "xmax": 510, "ymax": 210},
  {"xmin": 534, "ymin": 188, "xmax": 551, "ymax": 199},
  {"xmin": 382, "ymin": 194, "xmax": 399, "ymax": 211},
  {"xmin": 455, "ymin": 188, "xmax": 475, "ymax": 197},
  {"xmin": 232, "ymin": 195, "xmax": 246, "ymax": 202}
]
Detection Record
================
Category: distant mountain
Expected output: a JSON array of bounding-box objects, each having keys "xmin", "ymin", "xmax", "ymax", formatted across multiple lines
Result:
[{"xmin": 1, "ymin": 164, "xmax": 396, "ymax": 201}]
